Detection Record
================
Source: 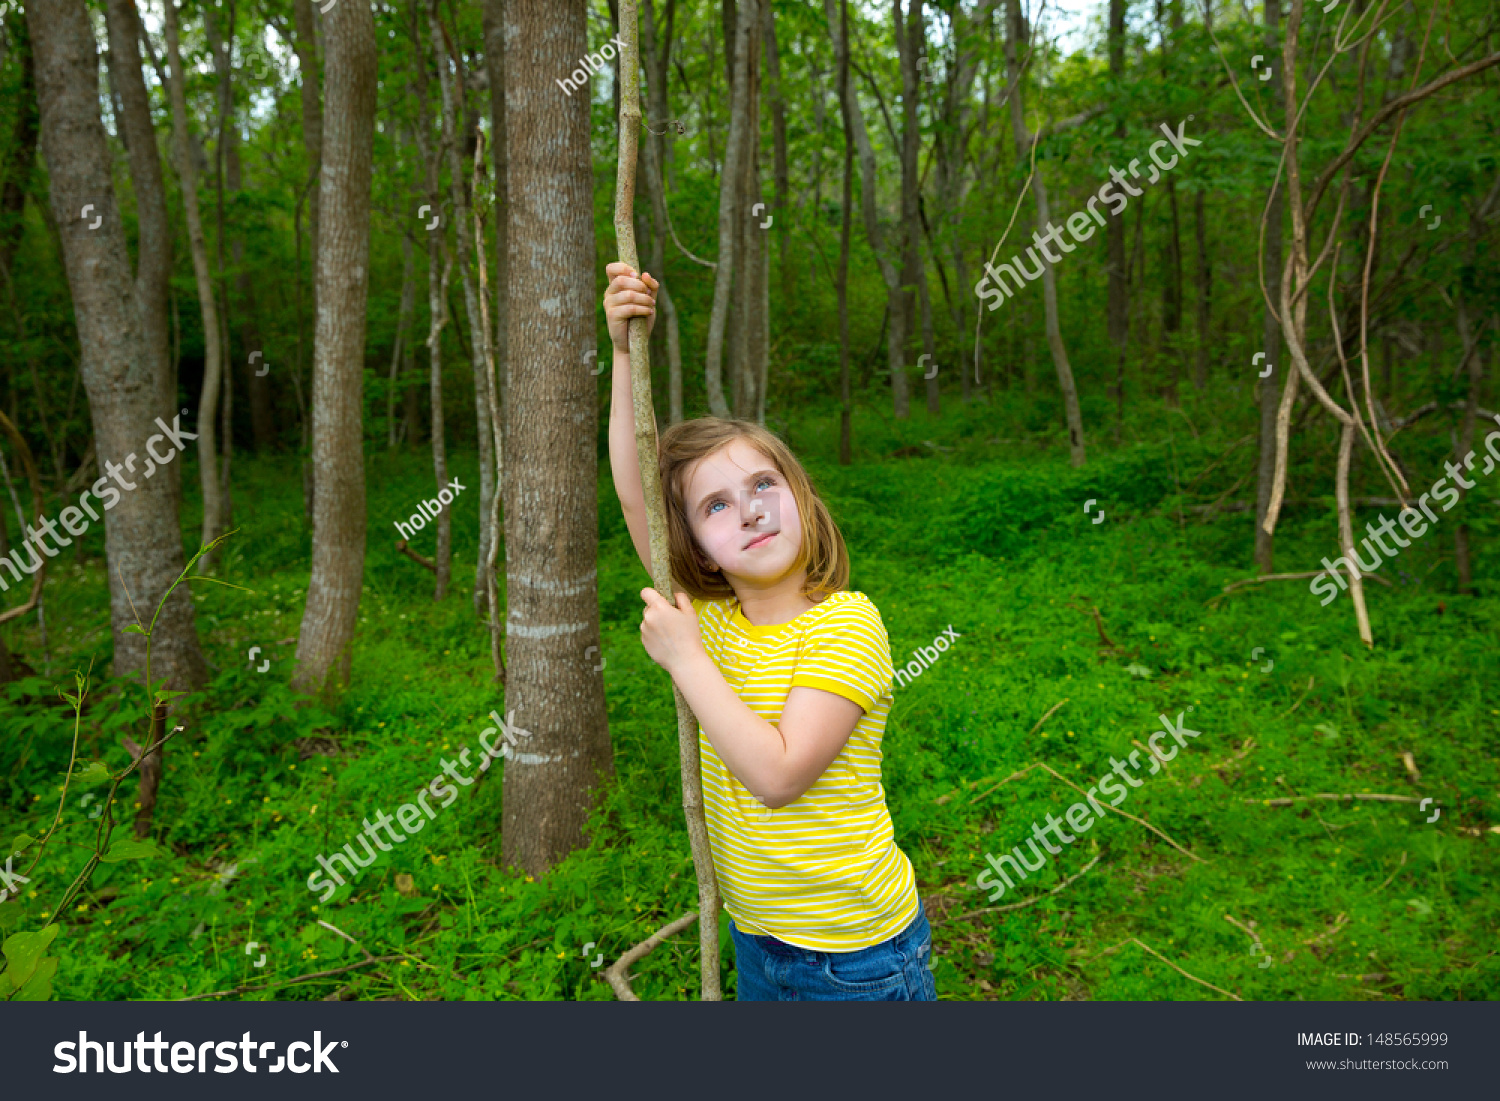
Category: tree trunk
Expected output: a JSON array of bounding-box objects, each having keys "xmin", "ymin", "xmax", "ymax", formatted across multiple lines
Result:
[
  {"xmin": 703, "ymin": 0, "xmax": 759, "ymax": 419},
  {"xmin": 1004, "ymin": 0, "xmax": 1084, "ymax": 465},
  {"xmin": 388, "ymin": 230, "xmax": 417, "ymax": 449},
  {"xmin": 502, "ymin": 0, "xmax": 614, "ymax": 878},
  {"xmin": 824, "ymin": 0, "xmax": 907, "ymax": 421},
  {"xmin": 429, "ymin": 0, "xmax": 498, "ymax": 617},
  {"xmin": 411, "ymin": 5, "xmax": 452, "ymax": 602},
  {"xmin": 161, "ymin": 0, "xmax": 226, "ymax": 569},
  {"xmin": 292, "ymin": 0, "xmax": 322, "ymax": 293},
  {"xmin": 104, "ymin": 0, "xmax": 175, "ymax": 481},
  {"xmin": 28, "ymin": 0, "xmax": 208, "ymax": 695},
  {"xmin": 836, "ymin": 0, "xmax": 853, "ymax": 462},
  {"xmin": 764, "ymin": 3, "xmax": 789, "ymax": 304},
  {"xmin": 292, "ymin": 0, "xmax": 376, "ymax": 695},
  {"xmin": 1106, "ymin": 0, "xmax": 1128, "ymax": 428},
  {"xmin": 895, "ymin": 0, "xmax": 928, "ymax": 416},
  {"xmin": 1193, "ymin": 187, "xmax": 1210, "ymax": 390},
  {"xmin": 1253, "ymin": 0, "xmax": 1283, "ymax": 574},
  {"xmin": 482, "ymin": 0, "xmax": 511, "ymax": 432},
  {"xmin": 205, "ymin": 6, "xmax": 273, "ymax": 454},
  {"xmin": 640, "ymin": 0, "xmax": 683, "ymax": 424}
]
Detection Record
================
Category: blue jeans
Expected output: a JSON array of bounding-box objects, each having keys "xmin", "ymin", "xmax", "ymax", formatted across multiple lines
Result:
[{"xmin": 729, "ymin": 900, "xmax": 937, "ymax": 1001}]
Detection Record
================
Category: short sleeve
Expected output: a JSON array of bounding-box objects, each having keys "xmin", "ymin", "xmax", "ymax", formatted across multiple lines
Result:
[{"xmin": 790, "ymin": 596, "xmax": 894, "ymax": 712}]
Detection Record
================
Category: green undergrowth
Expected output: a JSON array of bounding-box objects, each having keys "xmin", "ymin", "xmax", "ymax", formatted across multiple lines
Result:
[{"xmin": 1, "ymin": 391, "xmax": 1496, "ymax": 1001}]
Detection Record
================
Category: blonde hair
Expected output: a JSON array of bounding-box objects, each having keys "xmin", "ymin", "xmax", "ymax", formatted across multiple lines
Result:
[{"xmin": 658, "ymin": 418, "xmax": 849, "ymax": 602}]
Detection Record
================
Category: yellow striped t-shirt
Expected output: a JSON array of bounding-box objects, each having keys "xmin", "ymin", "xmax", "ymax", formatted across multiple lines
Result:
[{"xmin": 690, "ymin": 590, "xmax": 920, "ymax": 952}]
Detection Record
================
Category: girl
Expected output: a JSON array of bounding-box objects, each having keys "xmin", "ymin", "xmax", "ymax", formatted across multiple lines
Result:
[{"xmin": 602, "ymin": 262, "xmax": 936, "ymax": 1002}]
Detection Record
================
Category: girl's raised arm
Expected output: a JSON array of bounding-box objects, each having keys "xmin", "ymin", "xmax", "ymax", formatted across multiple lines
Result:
[{"xmin": 603, "ymin": 262, "xmax": 658, "ymax": 577}]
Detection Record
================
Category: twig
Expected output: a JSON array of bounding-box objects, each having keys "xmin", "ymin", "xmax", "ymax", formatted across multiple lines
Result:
[
  {"xmin": 395, "ymin": 539, "xmax": 436, "ymax": 573},
  {"xmin": 966, "ymin": 763, "xmax": 1043, "ymax": 805},
  {"xmin": 1039, "ymin": 761, "xmax": 1205, "ymax": 863},
  {"xmin": 1091, "ymin": 937, "xmax": 1243, "ymax": 1001},
  {"xmin": 603, "ymin": 911, "xmax": 700, "ymax": 1002},
  {"xmin": 1276, "ymin": 676, "xmax": 1316, "ymax": 719},
  {"xmin": 1028, "ymin": 699, "xmax": 1070, "ymax": 737},
  {"xmin": 950, "ymin": 854, "xmax": 1101, "ymax": 922}
]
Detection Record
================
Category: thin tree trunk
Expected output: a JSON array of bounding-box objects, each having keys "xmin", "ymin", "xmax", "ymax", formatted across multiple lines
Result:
[
  {"xmin": 640, "ymin": 0, "xmax": 683, "ymax": 423},
  {"xmin": 205, "ymin": 3, "xmax": 236, "ymax": 531},
  {"xmin": 895, "ymin": 0, "xmax": 926, "ymax": 417},
  {"xmin": 764, "ymin": 4, "xmax": 789, "ymax": 305},
  {"xmin": 292, "ymin": 0, "xmax": 322, "ymax": 300},
  {"xmin": 1193, "ymin": 188, "xmax": 1210, "ymax": 390},
  {"xmin": 824, "ymin": 0, "xmax": 907, "ymax": 421},
  {"xmin": 612, "ymin": 0, "xmax": 719, "ymax": 998},
  {"xmin": 389, "ymin": 230, "xmax": 417, "ymax": 449},
  {"xmin": 703, "ymin": 0, "xmax": 759, "ymax": 419},
  {"xmin": 161, "ymin": 0, "xmax": 225, "ymax": 569},
  {"xmin": 1106, "ymin": 0, "xmax": 1127, "ymax": 428},
  {"xmin": 410, "ymin": 3, "xmax": 451, "ymax": 602},
  {"xmin": 504, "ymin": 0, "xmax": 615, "ymax": 884},
  {"xmin": 28, "ymin": 0, "xmax": 208, "ymax": 695},
  {"xmin": 429, "ymin": 0, "xmax": 497, "ymax": 616},
  {"xmin": 836, "ymin": 0, "xmax": 853, "ymax": 463},
  {"xmin": 292, "ymin": 0, "xmax": 376, "ymax": 695},
  {"xmin": 481, "ymin": 0, "xmax": 510, "ymax": 435},
  {"xmin": 1004, "ymin": 0, "xmax": 1084, "ymax": 465},
  {"xmin": 1254, "ymin": 0, "xmax": 1284, "ymax": 573}
]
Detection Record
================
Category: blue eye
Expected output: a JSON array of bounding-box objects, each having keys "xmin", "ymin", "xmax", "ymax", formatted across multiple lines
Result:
[
  {"xmin": 708, "ymin": 501, "xmax": 726, "ymax": 514},
  {"xmin": 756, "ymin": 477, "xmax": 774, "ymax": 491}
]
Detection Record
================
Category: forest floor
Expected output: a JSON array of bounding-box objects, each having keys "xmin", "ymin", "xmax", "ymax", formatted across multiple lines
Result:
[{"xmin": 2, "ymin": 393, "xmax": 1496, "ymax": 1000}]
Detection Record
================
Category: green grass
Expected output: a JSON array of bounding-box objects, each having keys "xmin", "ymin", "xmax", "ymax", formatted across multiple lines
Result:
[{"xmin": 2, "ymin": 390, "xmax": 1496, "ymax": 1001}]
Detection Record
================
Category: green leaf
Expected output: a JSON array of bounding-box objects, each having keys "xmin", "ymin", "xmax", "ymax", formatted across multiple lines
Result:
[
  {"xmin": 0, "ymin": 900, "xmax": 22, "ymax": 932},
  {"xmin": 0, "ymin": 966, "xmax": 12, "ymax": 998},
  {"xmin": 2, "ymin": 924, "xmax": 60, "ymax": 988},
  {"xmin": 1124, "ymin": 662, "xmax": 1154, "ymax": 679},
  {"xmin": 14, "ymin": 956, "xmax": 57, "ymax": 1001},
  {"xmin": 72, "ymin": 761, "xmax": 112, "ymax": 787},
  {"xmin": 101, "ymin": 838, "xmax": 162, "ymax": 863},
  {"xmin": 123, "ymin": 624, "xmax": 148, "ymax": 636},
  {"xmin": 9, "ymin": 833, "xmax": 35, "ymax": 858}
]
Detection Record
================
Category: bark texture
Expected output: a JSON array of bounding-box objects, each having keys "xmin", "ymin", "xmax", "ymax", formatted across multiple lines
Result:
[
  {"xmin": 28, "ymin": 0, "xmax": 207, "ymax": 693},
  {"xmin": 501, "ymin": 0, "xmax": 613, "ymax": 874},
  {"xmin": 293, "ymin": 0, "xmax": 377, "ymax": 695}
]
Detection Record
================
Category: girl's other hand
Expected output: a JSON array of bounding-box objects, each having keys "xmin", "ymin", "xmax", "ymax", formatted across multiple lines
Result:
[
  {"xmin": 603, "ymin": 262, "xmax": 659, "ymax": 353},
  {"xmin": 639, "ymin": 588, "xmax": 702, "ymax": 674}
]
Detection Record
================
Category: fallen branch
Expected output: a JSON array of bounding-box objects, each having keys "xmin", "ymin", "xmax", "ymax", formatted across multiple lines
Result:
[
  {"xmin": 603, "ymin": 910, "xmax": 700, "ymax": 1002},
  {"xmin": 1090, "ymin": 937, "xmax": 1243, "ymax": 1001},
  {"xmin": 1247, "ymin": 793, "xmax": 1424, "ymax": 806},
  {"xmin": 395, "ymin": 539, "xmax": 436, "ymax": 573},
  {"xmin": 950, "ymin": 853, "xmax": 1101, "ymax": 922}
]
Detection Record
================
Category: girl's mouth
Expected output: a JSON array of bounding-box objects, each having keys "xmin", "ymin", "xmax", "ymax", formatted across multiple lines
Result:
[{"xmin": 744, "ymin": 531, "xmax": 777, "ymax": 550}]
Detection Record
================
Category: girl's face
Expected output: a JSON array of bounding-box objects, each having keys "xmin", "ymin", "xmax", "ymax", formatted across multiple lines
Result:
[{"xmin": 681, "ymin": 438, "xmax": 804, "ymax": 588}]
